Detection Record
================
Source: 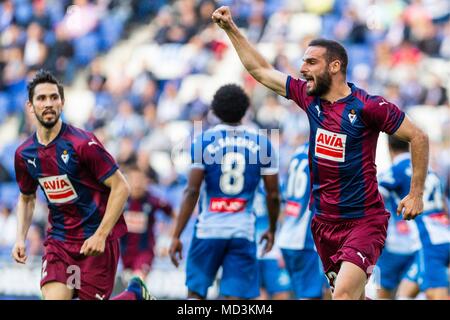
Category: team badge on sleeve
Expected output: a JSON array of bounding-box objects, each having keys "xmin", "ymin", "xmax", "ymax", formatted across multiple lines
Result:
[
  {"xmin": 61, "ymin": 150, "xmax": 70, "ymax": 164},
  {"xmin": 348, "ymin": 109, "xmax": 357, "ymax": 124}
]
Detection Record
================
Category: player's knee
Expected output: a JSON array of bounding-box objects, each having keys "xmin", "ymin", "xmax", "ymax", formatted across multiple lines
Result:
[
  {"xmin": 333, "ymin": 287, "xmax": 362, "ymax": 300},
  {"xmin": 187, "ymin": 290, "xmax": 205, "ymax": 300},
  {"xmin": 425, "ymin": 288, "xmax": 448, "ymax": 300},
  {"xmin": 42, "ymin": 282, "xmax": 73, "ymax": 300},
  {"xmin": 333, "ymin": 291, "xmax": 354, "ymax": 300}
]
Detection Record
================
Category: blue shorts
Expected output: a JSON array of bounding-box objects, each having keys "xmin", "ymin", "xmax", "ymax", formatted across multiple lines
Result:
[
  {"xmin": 281, "ymin": 248, "xmax": 326, "ymax": 299},
  {"xmin": 258, "ymin": 259, "xmax": 291, "ymax": 295},
  {"xmin": 186, "ymin": 236, "xmax": 259, "ymax": 299},
  {"xmin": 403, "ymin": 253, "xmax": 420, "ymax": 284},
  {"xmin": 419, "ymin": 243, "xmax": 449, "ymax": 290},
  {"xmin": 376, "ymin": 249, "xmax": 416, "ymax": 290}
]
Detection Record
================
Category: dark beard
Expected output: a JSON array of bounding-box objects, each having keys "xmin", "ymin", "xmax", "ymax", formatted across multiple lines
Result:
[
  {"xmin": 306, "ymin": 71, "xmax": 332, "ymax": 97},
  {"xmin": 35, "ymin": 109, "xmax": 60, "ymax": 129}
]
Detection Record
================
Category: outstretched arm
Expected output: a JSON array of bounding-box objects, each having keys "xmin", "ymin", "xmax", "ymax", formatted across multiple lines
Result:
[
  {"xmin": 393, "ymin": 116, "xmax": 429, "ymax": 220},
  {"xmin": 212, "ymin": 6, "xmax": 288, "ymax": 96},
  {"xmin": 169, "ymin": 168, "xmax": 204, "ymax": 267},
  {"xmin": 12, "ymin": 193, "xmax": 36, "ymax": 264}
]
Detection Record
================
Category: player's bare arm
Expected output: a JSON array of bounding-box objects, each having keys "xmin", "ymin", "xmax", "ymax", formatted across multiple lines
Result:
[
  {"xmin": 393, "ymin": 116, "xmax": 429, "ymax": 220},
  {"xmin": 80, "ymin": 170, "xmax": 130, "ymax": 256},
  {"xmin": 260, "ymin": 174, "xmax": 280, "ymax": 254},
  {"xmin": 12, "ymin": 192, "xmax": 36, "ymax": 264},
  {"xmin": 212, "ymin": 6, "xmax": 288, "ymax": 96},
  {"xmin": 169, "ymin": 168, "xmax": 204, "ymax": 267}
]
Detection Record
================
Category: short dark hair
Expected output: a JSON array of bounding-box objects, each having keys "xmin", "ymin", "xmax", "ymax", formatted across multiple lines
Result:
[
  {"xmin": 27, "ymin": 69, "xmax": 64, "ymax": 102},
  {"xmin": 388, "ymin": 135, "xmax": 409, "ymax": 152},
  {"xmin": 308, "ymin": 38, "xmax": 348, "ymax": 75},
  {"xmin": 211, "ymin": 84, "xmax": 250, "ymax": 123}
]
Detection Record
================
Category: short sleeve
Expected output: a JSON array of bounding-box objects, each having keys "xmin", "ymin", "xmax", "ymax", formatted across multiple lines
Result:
[
  {"xmin": 285, "ymin": 76, "xmax": 309, "ymax": 111},
  {"xmin": 79, "ymin": 134, "xmax": 118, "ymax": 182},
  {"xmin": 260, "ymin": 135, "xmax": 279, "ymax": 175},
  {"xmin": 14, "ymin": 149, "xmax": 38, "ymax": 195},
  {"xmin": 362, "ymin": 96, "xmax": 405, "ymax": 134},
  {"xmin": 190, "ymin": 135, "xmax": 205, "ymax": 170}
]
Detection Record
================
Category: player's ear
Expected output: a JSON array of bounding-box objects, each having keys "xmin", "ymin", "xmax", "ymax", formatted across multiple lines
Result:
[
  {"xmin": 329, "ymin": 60, "xmax": 341, "ymax": 75},
  {"xmin": 26, "ymin": 100, "xmax": 35, "ymax": 114}
]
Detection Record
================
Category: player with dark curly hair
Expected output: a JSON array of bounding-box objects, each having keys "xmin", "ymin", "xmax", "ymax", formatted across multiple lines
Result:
[{"xmin": 169, "ymin": 84, "xmax": 280, "ymax": 299}]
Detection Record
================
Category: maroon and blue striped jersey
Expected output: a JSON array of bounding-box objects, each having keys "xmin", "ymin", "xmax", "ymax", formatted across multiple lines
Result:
[
  {"xmin": 14, "ymin": 122, "xmax": 127, "ymax": 242},
  {"xmin": 286, "ymin": 77, "xmax": 405, "ymax": 219},
  {"xmin": 120, "ymin": 192, "xmax": 172, "ymax": 254}
]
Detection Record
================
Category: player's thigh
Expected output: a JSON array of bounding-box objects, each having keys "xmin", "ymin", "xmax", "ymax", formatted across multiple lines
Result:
[
  {"xmin": 282, "ymin": 249, "xmax": 324, "ymax": 299},
  {"xmin": 186, "ymin": 237, "xmax": 227, "ymax": 298},
  {"xmin": 425, "ymin": 287, "xmax": 448, "ymax": 300},
  {"xmin": 221, "ymin": 238, "xmax": 259, "ymax": 299},
  {"xmin": 333, "ymin": 261, "xmax": 367, "ymax": 300},
  {"xmin": 77, "ymin": 239, "xmax": 120, "ymax": 300},
  {"xmin": 259, "ymin": 259, "xmax": 291, "ymax": 297},
  {"xmin": 42, "ymin": 281, "xmax": 74, "ymax": 300},
  {"xmin": 420, "ymin": 244, "xmax": 449, "ymax": 294},
  {"xmin": 377, "ymin": 250, "xmax": 413, "ymax": 291},
  {"xmin": 396, "ymin": 279, "xmax": 420, "ymax": 299}
]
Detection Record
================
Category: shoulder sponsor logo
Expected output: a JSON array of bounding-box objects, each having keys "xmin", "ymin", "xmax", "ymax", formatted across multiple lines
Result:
[
  {"xmin": 27, "ymin": 158, "xmax": 37, "ymax": 168},
  {"xmin": 315, "ymin": 128, "xmax": 347, "ymax": 162},
  {"xmin": 88, "ymin": 139, "xmax": 97, "ymax": 146},
  {"xmin": 38, "ymin": 174, "xmax": 78, "ymax": 204},
  {"xmin": 379, "ymin": 99, "xmax": 388, "ymax": 106},
  {"xmin": 315, "ymin": 105, "xmax": 321, "ymax": 117},
  {"xmin": 209, "ymin": 197, "xmax": 247, "ymax": 213}
]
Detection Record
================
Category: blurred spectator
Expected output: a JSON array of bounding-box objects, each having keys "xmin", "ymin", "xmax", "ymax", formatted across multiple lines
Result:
[
  {"xmin": 156, "ymin": 80, "xmax": 183, "ymax": 123},
  {"xmin": 23, "ymin": 22, "xmax": 48, "ymax": 68},
  {"xmin": 57, "ymin": 0, "xmax": 101, "ymax": 39},
  {"xmin": 0, "ymin": 205, "xmax": 16, "ymax": 250},
  {"xmin": 108, "ymin": 99, "xmax": 146, "ymax": 139},
  {"xmin": 423, "ymin": 74, "xmax": 448, "ymax": 107}
]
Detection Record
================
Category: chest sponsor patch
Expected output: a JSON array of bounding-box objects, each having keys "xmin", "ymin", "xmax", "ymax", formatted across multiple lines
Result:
[
  {"xmin": 209, "ymin": 197, "xmax": 247, "ymax": 213},
  {"xmin": 428, "ymin": 212, "xmax": 449, "ymax": 226},
  {"xmin": 284, "ymin": 201, "xmax": 301, "ymax": 217},
  {"xmin": 315, "ymin": 128, "xmax": 347, "ymax": 162},
  {"xmin": 38, "ymin": 174, "xmax": 78, "ymax": 204},
  {"xmin": 124, "ymin": 210, "xmax": 149, "ymax": 234}
]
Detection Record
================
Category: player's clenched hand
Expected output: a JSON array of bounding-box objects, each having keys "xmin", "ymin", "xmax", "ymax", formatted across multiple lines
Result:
[
  {"xmin": 212, "ymin": 6, "xmax": 233, "ymax": 30},
  {"xmin": 397, "ymin": 193, "xmax": 423, "ymax": 220},
  {"xmin": 12, "ymin": 241, "xmax": 27, "ymax": 264},
  {"xmin": 259, "ymin": 230, "xmax": 275, "ymax": 256},
  {"xmin": 169, "ymin": 238, "xmax": 183, "ymax": 268},
  {"xmin": 80, "ymin": 233, "xmax": 106, "ymax": 256}
]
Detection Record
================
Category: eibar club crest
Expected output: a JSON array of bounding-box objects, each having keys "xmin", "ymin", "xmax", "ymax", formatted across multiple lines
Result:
[
  {"xmin": 348, "ymin": 109, "xmax": 357, "ymax": 124},
  {"xmin": 61, "ymin": 150, "xmax": 70, "ymax": 164}
]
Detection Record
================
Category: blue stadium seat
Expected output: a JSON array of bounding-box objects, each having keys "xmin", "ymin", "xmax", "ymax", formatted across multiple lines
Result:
[
  {"xmin": 346, "ymin": 43, "xmax": 374, "ymax": 74},
  {"xmin": 0, "ymin": 182, "xmax": 19, "ymax": 210},
  {"xmin": 99, "ymin": 15, "xmax": 124, "ymax": 51},
  {"xmin": 73, "ymin": 32, "xmax": 100, "ymax": 66}
]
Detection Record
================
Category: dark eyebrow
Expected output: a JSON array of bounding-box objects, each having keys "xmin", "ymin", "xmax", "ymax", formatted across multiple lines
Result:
[
  {"xmin": 303, "ymin": 58, "xmax": 318, "ymax": 63},
  {"xmin": 36, "ymin": 93, "xmax": 59, "ymax": 98}
]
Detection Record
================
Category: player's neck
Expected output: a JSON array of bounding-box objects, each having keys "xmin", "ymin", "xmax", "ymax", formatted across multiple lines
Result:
[
  {"xmin": 321, "ymin": 80, "xmax": 351, "ymax": 103},
  {"xmin": 222, "ymin": 121, "xmax": 241, "ymax": 126},
  {"xmin": 36, "ymin": 120, "xmax": 63, "ymax": 146}
]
